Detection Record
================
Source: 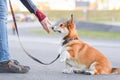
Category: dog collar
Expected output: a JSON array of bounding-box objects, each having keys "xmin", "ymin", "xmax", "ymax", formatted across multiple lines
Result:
[{"xmin": 62, "ymin": 37, "xmax": 78, "ymax": 46}]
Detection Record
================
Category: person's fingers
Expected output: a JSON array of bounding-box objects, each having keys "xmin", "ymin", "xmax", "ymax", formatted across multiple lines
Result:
[
  {"xmin": 41, "ymin": 21, "xmax": 50, "ymax": 33},
  {"xmin": 47, "ymin": 19, "xmax": 51, "ymax": 25},
  {"xmin": 41, "ymin": 18, "xmax": 50, "ymax": 33}
]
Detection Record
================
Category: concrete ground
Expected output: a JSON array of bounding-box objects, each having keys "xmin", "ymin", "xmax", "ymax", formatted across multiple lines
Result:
[{"xmin": 0, "ymin": 22, "xmax": 120, "ymax": 80}]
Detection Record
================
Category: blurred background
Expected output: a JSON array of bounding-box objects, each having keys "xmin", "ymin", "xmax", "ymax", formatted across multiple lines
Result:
[
  {"xmin": 7, "ymin": 0, "xmax": 120, "ymax": 22},
  {"xmin": 1, "ymin": 1, "xmax": 119, "ymax": 80},
  {"xmin": 7, "ymin": 0, "xmax": 120, "ymax": 39}
]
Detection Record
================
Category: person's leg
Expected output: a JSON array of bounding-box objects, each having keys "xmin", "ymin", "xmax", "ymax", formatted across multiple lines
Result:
[
  {"xmin": 0, "ymin": 0, "xmax": 11, "ymax": 62},
  {"xmin": 0, "ymin": 0, "xmax": 30, "ymax": 73}
]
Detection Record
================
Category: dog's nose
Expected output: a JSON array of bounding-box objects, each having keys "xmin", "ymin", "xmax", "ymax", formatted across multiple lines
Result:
[{"xmin": 51, "ymin": 27, "xmax": 54, "ymax": 30}]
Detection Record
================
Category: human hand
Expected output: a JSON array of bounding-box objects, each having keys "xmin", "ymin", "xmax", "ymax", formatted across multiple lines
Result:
[
  {"xmin": 35, "ymin": 10, "xmax": 51, "ymax": 33},
  {"xmin": 40, "ymin": 17, "xmax": 51, "ymax": 33}
]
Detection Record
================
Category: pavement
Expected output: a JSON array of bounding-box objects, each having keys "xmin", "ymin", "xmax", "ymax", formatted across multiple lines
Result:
[{"xmin": 0, "ymin": 22, "xmax": 120, "ymax": 80}]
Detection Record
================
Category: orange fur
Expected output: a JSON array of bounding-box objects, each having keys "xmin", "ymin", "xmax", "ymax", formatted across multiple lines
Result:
[{"xmin": 52, "ymin": 14, "xmax": 120, "ymax": 75}]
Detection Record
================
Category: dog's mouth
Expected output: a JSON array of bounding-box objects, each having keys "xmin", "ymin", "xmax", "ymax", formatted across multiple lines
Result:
[
  {"xmin": 53, "ymin": 29, "xmax": 62, "ymax": 33},
  {"xmin": 51, "ymin": 27, "xmax": 62, "ymax": 33},
  {"xmin": 57, "ymin": 30, "xmax": 62, "ymax": 33}
]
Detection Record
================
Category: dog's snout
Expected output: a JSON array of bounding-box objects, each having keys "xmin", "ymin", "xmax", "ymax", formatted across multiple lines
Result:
[
  {"xmin": 51, "ymin": 27, "xmax": 54, "ymax": 30},
  {"xmin": 51, "ymin": 27, "xmax": 56, "ymax": 32}
]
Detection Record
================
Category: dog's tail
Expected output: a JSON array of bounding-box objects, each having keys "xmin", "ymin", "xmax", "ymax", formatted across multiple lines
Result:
[{"xmin": 111, "ymin": 68, "xmax": 120, "ymax": 74}]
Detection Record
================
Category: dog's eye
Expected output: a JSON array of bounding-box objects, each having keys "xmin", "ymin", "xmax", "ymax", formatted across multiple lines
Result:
[{"xmin": 60, "ymin": 24, "xmax": 63, "ymax": 27}]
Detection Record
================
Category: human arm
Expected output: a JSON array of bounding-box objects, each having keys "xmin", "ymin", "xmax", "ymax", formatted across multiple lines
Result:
[{"xmin": 20, "ymin": 0, "xmax": 50, "ymax": 33}]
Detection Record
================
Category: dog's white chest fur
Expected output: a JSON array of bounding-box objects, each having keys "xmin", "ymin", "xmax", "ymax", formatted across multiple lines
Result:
[
  {"xmin": 59, "ymin": 45, "xmax": 88, "ymax": 73},
  {"xmin": 59, "ymin": 46, "xmax": 70, "ymax": 62}
]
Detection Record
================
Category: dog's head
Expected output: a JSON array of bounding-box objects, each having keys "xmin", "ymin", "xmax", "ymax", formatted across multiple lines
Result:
[{"xmin": 52, "ymin": 14, "xmax": 75, "ymax": 37}]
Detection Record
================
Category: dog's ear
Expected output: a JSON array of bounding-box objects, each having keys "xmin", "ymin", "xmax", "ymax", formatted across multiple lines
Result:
[{"xmin": 71, "ymin": 14, "xmax": 74, "ymax": 23}]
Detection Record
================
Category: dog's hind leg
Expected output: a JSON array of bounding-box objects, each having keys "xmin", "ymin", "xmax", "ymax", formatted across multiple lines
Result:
[{"xmin": 84, "ymin": 62, "xmax": 97, "ymax": 75}]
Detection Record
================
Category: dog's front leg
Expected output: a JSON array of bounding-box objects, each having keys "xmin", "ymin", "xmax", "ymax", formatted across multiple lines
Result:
[
  {"xmin": 62, "ymin": 60, "xmax": 73, "ymax": 74},
  {"xmin": 59, "ymin": 46, "xmax": 71, "ymax": 62}
]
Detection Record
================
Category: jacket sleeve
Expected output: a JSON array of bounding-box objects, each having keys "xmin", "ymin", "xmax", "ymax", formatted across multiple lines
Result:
[{"xmin": 20, "ymin": 0, "xmax": 38, "ymax": 13}]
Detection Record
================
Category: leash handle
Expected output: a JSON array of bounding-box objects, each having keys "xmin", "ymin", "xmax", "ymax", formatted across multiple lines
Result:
[{"xmin": 9, "ymin": 0, "xmax": 60, "ymax": 65}]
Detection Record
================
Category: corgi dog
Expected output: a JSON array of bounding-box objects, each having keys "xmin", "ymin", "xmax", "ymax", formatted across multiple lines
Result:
[{"xmin": 52, "ymin": 14, "xmax": 120, "ymax": 75}]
